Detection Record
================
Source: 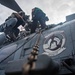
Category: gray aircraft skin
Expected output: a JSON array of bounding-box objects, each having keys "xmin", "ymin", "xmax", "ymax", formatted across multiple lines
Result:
[{"xmin": 0, "ymin": 0, "xmax": 75, "ymax": 75}]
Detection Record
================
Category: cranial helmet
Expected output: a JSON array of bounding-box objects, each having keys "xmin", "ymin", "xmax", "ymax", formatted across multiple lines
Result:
[{"xmin": 18, "ymin": 11, "xmax": 25, "ymax": 16}]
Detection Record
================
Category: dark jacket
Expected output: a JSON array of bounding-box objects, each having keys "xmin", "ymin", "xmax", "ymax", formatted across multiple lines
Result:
[
  {"xmin": 6, "ymin": 13, "xmax": 25, "ymax": 28},
  {"xmin": 32, "ymin": 7, "xmax": 46, "ymax": 20},
  {"xmin": 12, "ymin": 13, "xmax": 25, "ymax": 28}
]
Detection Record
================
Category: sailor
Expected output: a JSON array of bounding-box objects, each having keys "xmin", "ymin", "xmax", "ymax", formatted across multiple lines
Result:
[
  {"xmin": 31, "ymin": 7, "xmax": 49, "ymax": 31},
  {"xmin": 0, "ymin": 11, "xmax": 27, "ymax": 40},
  {"xmin": 9, "ymin": 11, "xmax": 25, "ymax": 37}
]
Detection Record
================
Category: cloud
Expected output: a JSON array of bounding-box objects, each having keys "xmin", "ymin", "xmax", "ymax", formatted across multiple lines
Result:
[
  {"xmin": 0, "ymin": 0, "xmax": 75, "ymax": 24},
  {"xmin": 0, "ymin": 4, "xmax": 13, "ymax": 24},
  {"xmin": 15, "ymin": 0, "xmax": 75, "ymax": 24}
]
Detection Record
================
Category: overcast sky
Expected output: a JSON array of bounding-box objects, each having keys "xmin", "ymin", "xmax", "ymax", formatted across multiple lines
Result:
[{"xmin": 0, "ymin": 0, "xmax": 75, "ymax": 24}]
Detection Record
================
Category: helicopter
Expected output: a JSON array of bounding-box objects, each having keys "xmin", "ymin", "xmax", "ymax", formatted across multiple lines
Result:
[{"xmin": 0, "ymin": 0, "xmax": 75, "ymax": 75}]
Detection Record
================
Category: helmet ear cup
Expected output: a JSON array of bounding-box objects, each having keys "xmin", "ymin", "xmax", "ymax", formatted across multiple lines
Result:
[{"xmin": 45, "ymin": 16, "xmax": 49, "ymax": 21}]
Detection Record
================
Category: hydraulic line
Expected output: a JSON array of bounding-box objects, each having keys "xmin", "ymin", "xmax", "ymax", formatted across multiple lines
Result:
[{"xmin": 23, "ymin": 29, "xmax": 42, "ymax": 75}]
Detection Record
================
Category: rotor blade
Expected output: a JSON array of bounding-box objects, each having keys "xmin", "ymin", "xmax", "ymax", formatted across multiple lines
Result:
[{"xmin": 0, "ymin": 0, "xmax": 23, "ymax": 12}]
